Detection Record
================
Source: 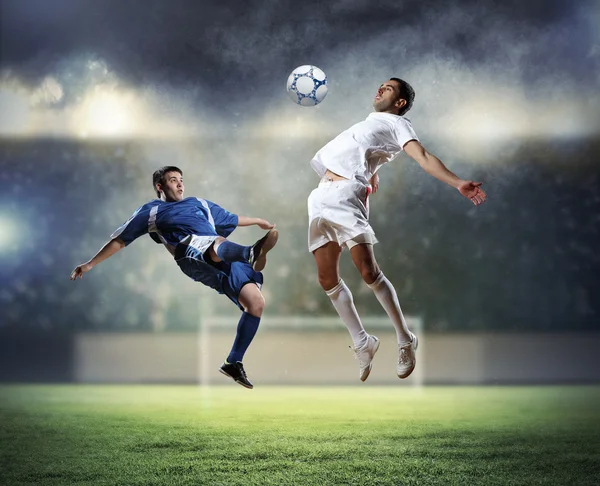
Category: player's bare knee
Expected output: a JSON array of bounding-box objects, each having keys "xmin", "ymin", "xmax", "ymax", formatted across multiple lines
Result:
[
  {"xmin": 240, "ymin": 286, "xmax": 265, "ymax": 316},
  {"xmin": 360, "ymin": 265, "xmax": 380, "ymax": 285},
  {"xmin": 211, "ymin": 236, "xmax": 226, "ymax": 249},
  {"xmin": 318, "ymin": 274, "xmax": 339, "ymax": 291},
  {"xmin": 245, "ymin": 295, "xmax": 265, "ymax": 317},
  {"xmin": 209, "ymin": 237, "xmax": 226, "ymax": 262}
]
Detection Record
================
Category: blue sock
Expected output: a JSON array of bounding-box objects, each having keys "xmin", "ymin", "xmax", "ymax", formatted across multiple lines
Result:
[
  {"xmin": 227, "ymin": 312, "xmax": 261, "ymax": 363},
  {"xmin": 216, "ymin": 240, "xmax": 251, "ymax": 263}
]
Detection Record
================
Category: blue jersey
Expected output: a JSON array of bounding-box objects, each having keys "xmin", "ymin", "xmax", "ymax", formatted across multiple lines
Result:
[{"xmin": 110, "ymin": 197, "xmax": 238, "ymax": 248}]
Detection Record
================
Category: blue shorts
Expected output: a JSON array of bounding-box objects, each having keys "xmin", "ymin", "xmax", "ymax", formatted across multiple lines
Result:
[{"xmin": 174, "ymin": 242, "xmax": 263, "ymax": 310}]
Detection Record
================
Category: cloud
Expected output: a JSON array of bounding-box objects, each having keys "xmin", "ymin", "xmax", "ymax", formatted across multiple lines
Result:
[
  {"xmin": 1, "ymin": 0, "xmax": 598, "ymax": 164},
  {"xmin": 0, "ymin": 58, "xmax": 207, "ymax": 139},
  {"xmin": 272, "ymin": 2, "xmax": 600, "ymax": 159}
]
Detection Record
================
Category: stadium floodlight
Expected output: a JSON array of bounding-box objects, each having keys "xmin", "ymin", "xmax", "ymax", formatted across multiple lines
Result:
[{"xmin": 77, "ymin": 89, "xmax": 138, "ymax": 138}]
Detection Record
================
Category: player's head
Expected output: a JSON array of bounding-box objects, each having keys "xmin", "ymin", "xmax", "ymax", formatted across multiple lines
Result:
[
  {"xmin": 153, "ymin": 166, "xmax": 184, "ymax": 202},
  {"xmin": 373, "ymin": 78, "xmax": 415, "ymax": 116}
]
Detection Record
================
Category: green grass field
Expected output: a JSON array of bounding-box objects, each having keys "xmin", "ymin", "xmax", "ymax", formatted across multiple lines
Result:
[{"xmin": 0, "ymin": 385, "xmax": 599, "ymax": 485}]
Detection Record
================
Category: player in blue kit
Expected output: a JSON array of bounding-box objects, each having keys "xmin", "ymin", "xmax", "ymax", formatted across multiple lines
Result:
[{"xmin": 70, "ymin": 166, "xmax": 278, "ymax": 389}]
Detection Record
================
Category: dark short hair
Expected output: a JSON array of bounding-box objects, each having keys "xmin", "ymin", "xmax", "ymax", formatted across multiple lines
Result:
[
  {"xmin": 152, "ymin": 166, "xmax": 183, "ymax": 197},
  {"xmin": 389, "ymin": 78, "xmax": 415, "ymax": 116}
]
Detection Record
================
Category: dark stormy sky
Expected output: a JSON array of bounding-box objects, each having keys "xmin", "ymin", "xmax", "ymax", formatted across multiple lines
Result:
[
  {"xmin": 0, "ymin": 0, "xmax": 599, "ymax": 333},
  {"xmin": 1, "ymin": 0, "xmax": 599, "ymax": 140}
]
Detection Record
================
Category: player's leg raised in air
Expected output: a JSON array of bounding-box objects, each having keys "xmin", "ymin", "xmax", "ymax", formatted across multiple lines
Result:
[
  {"xmin": 210, "ymin": 229, "xmax": 279, "ymax": 272},
  {"xmin": 349, "ymin": 243, "xmax": 418, "ymax": 378},
  {"xmin": 313, "ymin": 241, "xmax": 380, "ymax": 382},
  {"xmin": 218, "ymin": 283, "xmax": 265, "ymax": 389},
  {"xmin": 175, "ymin": 230, "xmax": 278, "ymax": 389}
]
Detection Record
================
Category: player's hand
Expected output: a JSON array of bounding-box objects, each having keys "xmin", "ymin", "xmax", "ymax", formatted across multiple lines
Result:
[
  {"xmin": 457, "ymin": 180, "xmax": 487, "ymax": 206},
  {"xmin": 369, "ymin": 173, "xmax": 380, "ymax": 194},
  {"xmin": 256, "ymin": 219, "xmax": 275, "ymax": 230},
  {"xmin": 70, "ymin": 263, "xmax": 93, "ymax": 280}
]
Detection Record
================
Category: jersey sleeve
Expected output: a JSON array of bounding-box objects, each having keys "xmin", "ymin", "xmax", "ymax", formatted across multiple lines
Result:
[
  {"xmin": 110, "ymin": 206, "xmax": 149, "ymax": 246},
  {"xmin": 394, "ymin": 117, "xmax": 419, "ymax": 149},
  {"xmin": 206, "ymin": 200, "xmax": 238, "ymax": 238}
]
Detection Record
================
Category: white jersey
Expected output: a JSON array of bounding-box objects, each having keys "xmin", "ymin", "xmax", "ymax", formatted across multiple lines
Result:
[{"xmin": 310, "ymin": 112, "xmax": 419, "ymax": 185}]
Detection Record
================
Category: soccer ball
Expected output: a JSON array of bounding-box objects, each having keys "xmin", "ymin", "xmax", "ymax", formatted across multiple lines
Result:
[{"xmin": 286, "ymin": 65, "xmax": 328, "ymax": 107}]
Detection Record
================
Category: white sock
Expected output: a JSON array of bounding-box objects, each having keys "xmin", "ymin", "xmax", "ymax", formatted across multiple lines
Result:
[
  {"xmin": 368, "ymin": 272, "xmax": 412, "ymax": 345},
  {"xmin": 325, "ymin": 279, "xmax": 368, "ymax": 349}
]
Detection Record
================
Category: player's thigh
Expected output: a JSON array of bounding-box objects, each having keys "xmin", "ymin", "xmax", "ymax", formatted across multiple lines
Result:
[
  {"xmin": 312, "ymin": 241, "xmax": 342, "ymax": 289},
  {"xmin": 238, "ymin": 283, "xmax": 265, "ymax": 316},
  {"xmin": 349, "ymin": 243, "xmax": 380, "ymax": 285}
]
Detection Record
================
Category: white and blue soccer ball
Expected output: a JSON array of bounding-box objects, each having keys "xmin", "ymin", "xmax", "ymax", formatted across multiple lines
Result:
[{"xmin": 286, "ymin": 65, "xmax": 328, "ymax": 107}]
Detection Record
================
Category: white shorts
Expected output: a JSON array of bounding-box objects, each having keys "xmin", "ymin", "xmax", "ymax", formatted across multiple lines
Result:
[
  {"xmin": 179, "ymin": 234, "xmax": 218, "ymax": 254},
  {"xmin": 307, "ymin": 179, "xmax": 378, "ymax": 252}
]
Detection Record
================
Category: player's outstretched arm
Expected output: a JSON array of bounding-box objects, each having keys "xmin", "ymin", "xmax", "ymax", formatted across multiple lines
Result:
[
  {"xmin": 70, "ymin": 238, "xmax": 126, "ymax": 280},
  {"xmin": 403, "ymin": 140, "xmax": 487, "ymax": 206},
  {"xmin": 237, "ymin": 216, "xmax": 276, "ymax": 230}
]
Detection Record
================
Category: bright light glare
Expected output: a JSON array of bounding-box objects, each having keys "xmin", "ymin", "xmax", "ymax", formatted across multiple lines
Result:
[
  {"xmin": 248, "ymin": 108, "xmax": 334, "ymax": 139},
  {"xmin": 445, "ymin": 101, "xmax": 528, "ymax": 140},
  {"xmin": 433, "ymin": 94, "xmax": 596, "ymax": 142},
  {"xmin": 79, "ymin": 89, "xmax": 137, "ymax": 137},
  {"xmin": 0, "ymin": 215, "xmax": 21, "ymax": 254}
]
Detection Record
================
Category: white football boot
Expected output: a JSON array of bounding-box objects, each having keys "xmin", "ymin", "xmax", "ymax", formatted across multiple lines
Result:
[
  {"xmin": 397, "ymin": 332, "xmax": 418, "ymax": 379},
  {"xmin": 352, "ymin": 335, "xmax": 380, "ymax": 382}
]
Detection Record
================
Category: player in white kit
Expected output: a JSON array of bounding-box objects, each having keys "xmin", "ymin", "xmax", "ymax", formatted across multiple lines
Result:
[{"xmin": 308, "ymin": 78, "xmax": 487, "ymax": 381}]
